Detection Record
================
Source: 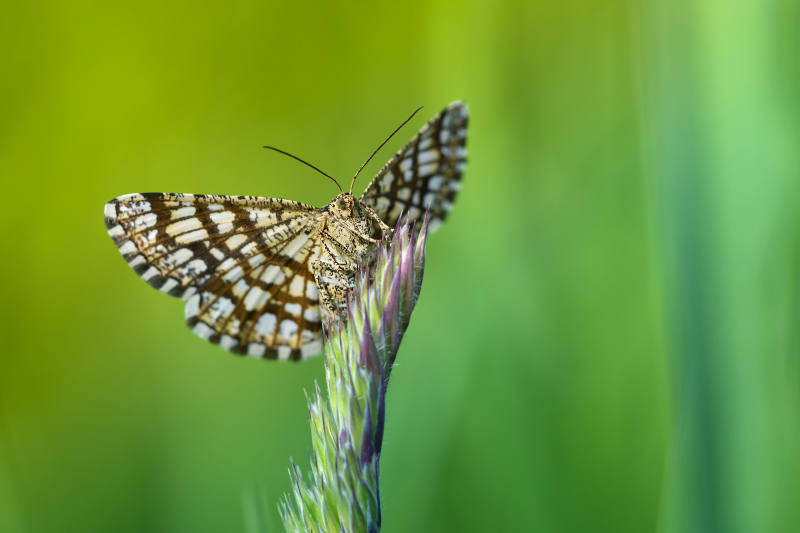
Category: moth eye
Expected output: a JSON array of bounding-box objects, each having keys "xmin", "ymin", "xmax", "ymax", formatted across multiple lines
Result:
[{"xmin": 337, "ymin": 199, "xmax": 346, "ymax": 210}]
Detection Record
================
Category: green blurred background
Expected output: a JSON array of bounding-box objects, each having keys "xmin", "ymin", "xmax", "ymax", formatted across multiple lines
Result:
[{"xmin": 1, "ymin": 1, "xmax": 798, "ymax": 532}]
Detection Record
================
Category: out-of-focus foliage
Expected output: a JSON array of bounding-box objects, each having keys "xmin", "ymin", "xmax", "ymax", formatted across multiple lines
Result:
[{"xmin": 0, "ymin": 1, "xmax": 797, "ymax": 532}]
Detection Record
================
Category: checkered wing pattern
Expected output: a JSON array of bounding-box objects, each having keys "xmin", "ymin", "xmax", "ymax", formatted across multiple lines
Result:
[
  {"xmin": 361, "ymin": 101, "xmax": 468, "ymax": 233},
  {"xmin": 104, "ymin": 193, "xmax": 325, "ymax": 361}
]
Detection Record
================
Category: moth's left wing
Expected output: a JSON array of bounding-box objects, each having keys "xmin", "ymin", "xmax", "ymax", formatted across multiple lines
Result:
[
  {"xmin": 105, "ymin": 193, "xmax": 325, "ymax": 360},
  {"xmin": 360, "ymin": 101, "xmax": 468, "ymax": 233}
]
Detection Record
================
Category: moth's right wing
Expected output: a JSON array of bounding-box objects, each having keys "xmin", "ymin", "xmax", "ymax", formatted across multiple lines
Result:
[
  {"xmin": 360, "ymin": 101, "xmax": 468, "ymax": 233},
  {"xmin": 104, "ymin": 193, "xmax": 325, "ymax": 361}
]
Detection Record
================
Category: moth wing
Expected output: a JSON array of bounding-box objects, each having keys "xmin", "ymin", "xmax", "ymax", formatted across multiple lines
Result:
[
  {"xmin": 105, "ymin": 193, "xmax": 324, "ymax": 360},
  {"xmin": 360, "ymin": 101, "xmax": 468, "ymax": 233}
]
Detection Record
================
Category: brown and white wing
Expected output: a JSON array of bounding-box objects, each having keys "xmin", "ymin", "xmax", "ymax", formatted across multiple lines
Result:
[
  {"xmin": 104, "ymin": 193, "xmax": 325, "ymax": 361},
  {"xmin": 360, "ymin": 101, "xmax": 468, "ymax": 233}
]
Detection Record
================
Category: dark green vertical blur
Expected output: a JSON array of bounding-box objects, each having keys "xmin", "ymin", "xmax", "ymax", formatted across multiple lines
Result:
[
  {"xmin": 0, "ymin": 1, "xmax": 796, "ymax": 533},
  {"xmin": 641, "ymin": 0, "xmax": 800, "ymax": 532}
]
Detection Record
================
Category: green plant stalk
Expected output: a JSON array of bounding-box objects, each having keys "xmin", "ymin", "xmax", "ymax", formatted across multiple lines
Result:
[{"xmin": 280, "ymin": 214, "xmax": 429, "ymax": 533}]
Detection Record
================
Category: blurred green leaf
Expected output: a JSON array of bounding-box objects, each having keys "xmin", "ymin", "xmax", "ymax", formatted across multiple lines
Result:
[{"xmin": 0, "ymin": 0, "xmax": 797, "ymax": 532}]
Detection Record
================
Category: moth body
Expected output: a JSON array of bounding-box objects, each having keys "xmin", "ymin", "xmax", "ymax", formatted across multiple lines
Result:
[{"xmin": 104, "ymin": 102, "xmax": 468, "ymax": 360}]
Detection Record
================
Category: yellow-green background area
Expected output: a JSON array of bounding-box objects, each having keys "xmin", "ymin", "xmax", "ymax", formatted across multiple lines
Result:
[{"xmin": 1, "ymin": 1, "xmax": 798, "ymax": 532}]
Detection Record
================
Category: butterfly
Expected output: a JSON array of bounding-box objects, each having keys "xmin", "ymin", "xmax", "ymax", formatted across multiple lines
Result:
[{"xmin": 104, "ymin": 101, "xmax": 468, "ymax": 361}]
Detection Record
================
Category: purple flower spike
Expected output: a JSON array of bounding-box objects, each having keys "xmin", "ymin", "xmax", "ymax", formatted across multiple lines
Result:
[{"xmin": 281, "ymin": 214, "xmax": 430, "ymax": 533}]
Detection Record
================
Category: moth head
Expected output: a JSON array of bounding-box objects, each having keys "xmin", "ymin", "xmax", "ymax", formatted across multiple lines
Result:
[{"xmin": 334, "ymin": 193, "xmax": 356, "ymax": 216}]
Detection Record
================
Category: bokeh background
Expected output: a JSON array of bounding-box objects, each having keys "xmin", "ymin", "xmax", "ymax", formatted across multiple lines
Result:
[{"xmin": 2, "ymin": 1, "xmax": 799, "ymax": 532}]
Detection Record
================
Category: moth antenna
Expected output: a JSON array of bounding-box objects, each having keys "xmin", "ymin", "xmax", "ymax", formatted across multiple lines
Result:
[
  {"xmin": 349, "ymin": 105, "xmax": 424, "ymax": 194},
  {"xmin": 264, "ymin": 146, "xmax": 343, "ymax": 194}
]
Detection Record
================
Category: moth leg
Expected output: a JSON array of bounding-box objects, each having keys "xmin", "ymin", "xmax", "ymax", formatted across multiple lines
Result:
[
  {"xmin": 319, "ymin": 229, "xmax": 360, "ymax": 270},
  {"xmin": 312, "ymin": 233, "xmax": 357, "ymax": 315},
  {"xmin": 329, "ymin": 213, "xmax": 383, "ymax": 244},
  {"xmin": 362, "ymin": 204, "xmax": 394, "ymax": 236},
  {"xmin": 321, "ymin": 237, "xmax": 346, "ymax": 267},
  {"xmin": 347, "ymin": 226, "xmax": 382, "ymax": 244},
  {"xmin": 312, "ymin": 263, "xmax": 355, "ymax": 316},
  {"xmin": 321, "ymin": 236, "xmax": 354, "ymax": 289}
]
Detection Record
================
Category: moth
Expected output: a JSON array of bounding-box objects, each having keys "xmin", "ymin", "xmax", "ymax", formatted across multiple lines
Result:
[{"xmin": 104, "ymin": 102, "xmax": 468, "ymax": 361}]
